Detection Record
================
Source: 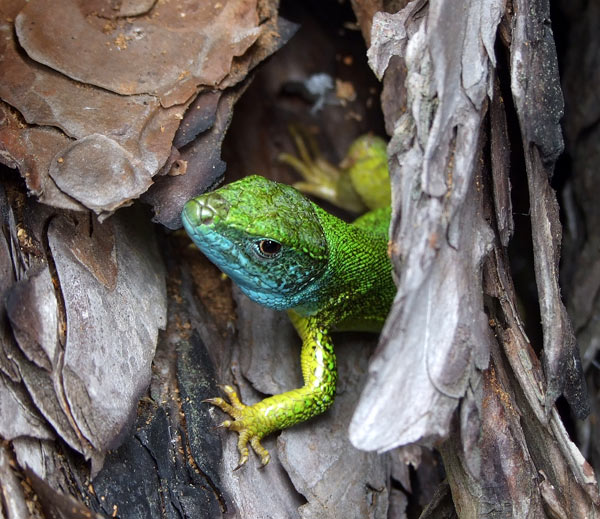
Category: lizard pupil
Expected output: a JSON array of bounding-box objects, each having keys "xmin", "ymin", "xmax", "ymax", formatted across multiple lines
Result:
[{"xmin": 258, "ymin": 239, "xmax": 281, "ymax": 257}]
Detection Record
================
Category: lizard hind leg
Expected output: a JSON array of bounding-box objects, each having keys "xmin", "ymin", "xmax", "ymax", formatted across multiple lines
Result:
[{"xmin": 279, "ymin": 125, "xmax": 366, "ymax": 213}]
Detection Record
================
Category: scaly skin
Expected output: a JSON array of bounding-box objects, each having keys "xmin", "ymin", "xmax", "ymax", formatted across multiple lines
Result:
[
  {"xmin": 343, "ymin": 135, "xmax": 390, "ymax": 210},
  {"xmin": 182, "ymin": 143, "xmax": 395, "ymax": 468}
]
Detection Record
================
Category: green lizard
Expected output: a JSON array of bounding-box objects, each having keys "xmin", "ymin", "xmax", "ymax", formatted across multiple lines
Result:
[{"xmin": 181, "ymin": 134, "xmax": 395, "ymax": 467}]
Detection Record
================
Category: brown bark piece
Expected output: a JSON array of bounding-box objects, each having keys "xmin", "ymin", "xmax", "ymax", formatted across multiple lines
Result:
[{"xmin": 15, "ymin": 0, "xmax": 262, "ymax": 107}]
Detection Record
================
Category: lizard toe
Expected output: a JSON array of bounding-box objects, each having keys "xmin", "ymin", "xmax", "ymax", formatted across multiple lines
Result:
[{"xmin": 250, "ymin": 436, "xmax": 271, "ymax": 467}]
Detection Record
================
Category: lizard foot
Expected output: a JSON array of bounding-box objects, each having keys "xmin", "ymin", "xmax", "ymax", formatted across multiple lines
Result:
[
  {"xmin": 279, "ymin": 126, "xmax": 366, "ymax": 213},
  {"xmin": 204, "ymin": 385, "xmax": 271, "ymax": 468}
]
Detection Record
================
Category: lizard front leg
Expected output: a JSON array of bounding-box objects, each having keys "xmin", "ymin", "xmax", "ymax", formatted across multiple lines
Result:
[{"xmin": 206, "ymin": 311, "xmax": 337, "ymax": 468}]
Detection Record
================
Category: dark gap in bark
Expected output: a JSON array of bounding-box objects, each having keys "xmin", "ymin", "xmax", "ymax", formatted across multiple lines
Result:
[{"xmin": 494, "ymin": 35, "xmax": 544, "ymax": 352}]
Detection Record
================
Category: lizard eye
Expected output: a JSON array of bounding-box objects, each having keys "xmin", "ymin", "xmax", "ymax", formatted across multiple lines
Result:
[{"xmin": 256, "ymin": 239, "xmax": 282, "ymax": 258}]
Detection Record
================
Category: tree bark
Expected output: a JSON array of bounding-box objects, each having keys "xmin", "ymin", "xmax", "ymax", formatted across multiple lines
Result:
[
  {"xmin": 353, "ymin": 0, "xmax": 599, "ymax": 516},
  {"xmin": 0, "ymin": 0, "xmax": 598, "ymax": 518}
]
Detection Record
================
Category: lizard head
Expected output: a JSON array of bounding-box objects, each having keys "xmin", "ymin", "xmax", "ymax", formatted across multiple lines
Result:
[{"xmin": 182, "ymin": 175, "xmax": 328, "ymax": 310}]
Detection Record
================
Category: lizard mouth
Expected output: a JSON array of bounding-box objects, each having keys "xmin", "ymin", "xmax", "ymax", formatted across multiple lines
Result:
[{"xmin": 182, "ymin": 193, "xmax": 230, "ymax": 228}]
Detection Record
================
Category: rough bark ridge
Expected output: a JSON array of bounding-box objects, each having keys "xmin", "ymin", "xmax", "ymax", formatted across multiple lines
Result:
[{"xmin": 348, "ymin": 0, "xmax": 598, "ymax": 516}]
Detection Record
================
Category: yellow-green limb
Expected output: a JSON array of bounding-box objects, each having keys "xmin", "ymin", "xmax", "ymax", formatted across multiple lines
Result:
[{"xmin": 206, "ymin": 311, "xmax": 337, "ymax": 467}]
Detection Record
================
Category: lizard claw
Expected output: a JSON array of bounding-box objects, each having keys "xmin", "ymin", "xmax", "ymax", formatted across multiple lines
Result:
[
  {"xmin": 251, "ymin": 436, "xmax": 271, "ymax": 467},
  {"xmin": 205, "ymin": 385, "xmax": 272, "ymax": 468}
]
